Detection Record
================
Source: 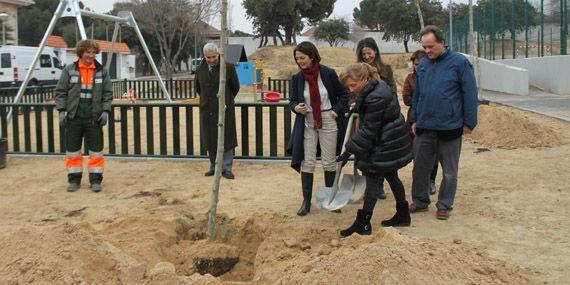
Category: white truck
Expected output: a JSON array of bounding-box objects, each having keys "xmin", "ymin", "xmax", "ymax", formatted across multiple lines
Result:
[{"xmin": 0, "ymin": 46, "xmax": 63, "ymax": 87}]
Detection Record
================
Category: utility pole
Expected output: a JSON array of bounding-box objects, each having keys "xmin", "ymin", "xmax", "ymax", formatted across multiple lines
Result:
[
  {"xmin": 208, "ymin": 0, "xmax": 228, "ymax": 243},
  {"xmin": 449, "ymin": 0, "xmax": 453, "ymax": 50}
]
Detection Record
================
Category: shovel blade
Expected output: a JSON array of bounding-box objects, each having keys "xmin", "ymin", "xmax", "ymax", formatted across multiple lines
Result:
[
  {"xmin": 315, "ymin": 186, "xmax": 352, "ymax": 211},
  {"xmin": 340, "ymin": 174, "xmax": 367, "ymax": 203}
]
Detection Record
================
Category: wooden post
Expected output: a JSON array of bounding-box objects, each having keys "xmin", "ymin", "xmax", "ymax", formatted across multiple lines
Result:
[{"xmin": 208, "ymin": 0, "xmax": 228, "ymax": 243}]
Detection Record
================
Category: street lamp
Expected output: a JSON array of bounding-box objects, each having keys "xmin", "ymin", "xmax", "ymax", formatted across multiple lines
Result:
[{"xmin": 0, "ymin": 13, "xmax": 9, "ymax": 46}]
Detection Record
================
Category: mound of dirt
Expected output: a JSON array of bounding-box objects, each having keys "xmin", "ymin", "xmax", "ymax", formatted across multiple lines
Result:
[
  {"xmin": 251, "ymin": 226, "xmax": 533, "ymax": 284},
  {"xmin": 251, "ymin": 46, "xmax": 412, "ymax": 90},
  {"xmin": 0, "ymin": 213, "xmax": 536, "ymax": 284},
  {"xmin": 468, "ymin": 104, "xmax": 567, "ymax": 149}
]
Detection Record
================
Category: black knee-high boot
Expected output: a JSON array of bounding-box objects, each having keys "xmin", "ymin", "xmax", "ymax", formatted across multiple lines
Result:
[
  {"xmin": 381, "ymin": 201, "xmax": 411, "ymax": 227},
  {"xmin": 297, "ymin": 172, "xmax": 313, "ymax": 216},
  {"xmin": 381, "ymin": 172, "xmax": 411, "ymax": 227},
  {"xmin": 340, "ymin": 209, "xmax": 372, "ymax": 237}
]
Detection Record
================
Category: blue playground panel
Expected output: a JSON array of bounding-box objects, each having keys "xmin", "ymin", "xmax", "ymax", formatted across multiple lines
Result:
[{"xmin": 236, "ymin": 62, "xmax": 255, "ymax": 85}]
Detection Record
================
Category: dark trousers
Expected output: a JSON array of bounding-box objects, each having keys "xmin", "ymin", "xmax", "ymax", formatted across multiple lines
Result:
[
  {"xmin": 412, "ymin": 131, "xmax": 462, "ymax": 210},
  {"xmin": 207, "ymin": 148, "xmax": 234, "ymax": 172},
  {"xmin": 363, "ymin": 171, "xmax": 407, "ymax": 212},
  {"xmin": 66, "ymin": 117, "xmax": 104, "ymax": 184}
]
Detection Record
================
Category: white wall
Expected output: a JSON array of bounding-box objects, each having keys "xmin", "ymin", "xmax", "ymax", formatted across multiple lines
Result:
[
  {"xmin": 463, "ymin": 54, "xmax": 529, "ymax": 96},
  {"xmin": 229, "ymin": 32, "xmax": 423, "ymax": 57},
  {"xmin": 497, "ymin": 56, "xmax": 570, "ymax": 95}
]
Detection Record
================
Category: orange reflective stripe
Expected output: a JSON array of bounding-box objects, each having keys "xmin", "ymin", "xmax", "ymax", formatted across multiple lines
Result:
[
  {"xmin": 88, "ymin": 155, "xmax": 104, "ymax": 169},
  {"xmin": 66, "ymin": 153, "xmax": 83, "ymax": 168},
  {"xmin": 66, "ymin": 153, "xmax": 83, "ymax": 173}
]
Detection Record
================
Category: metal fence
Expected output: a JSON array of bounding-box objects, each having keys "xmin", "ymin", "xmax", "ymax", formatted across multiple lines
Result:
[
  {"xmin": 0, "ymin": 102, "xmax": 293, "ymax": 159},
  {"xmin": 0, "ymin": 85, "xmax": 56, "ymax": 104},
  {"xmin": 112, "ymin": 79, "xmax": 198, "ymax": 100},
  {"xmin": 445, "ymin": 0, "xmax": 569, "ymax": 59},
  {"xmin": 0, "ymin": 77, "xmax": 294, "ymax": 103}
]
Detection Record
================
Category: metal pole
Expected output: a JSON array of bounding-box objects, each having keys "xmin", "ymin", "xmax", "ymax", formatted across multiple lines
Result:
[
  {"xmin": 501, "ymin": 0, "xmax": 505, "ymax": 59},
  {"xmin": 126, "ymin": 12, "xmax": 172, "ymax": 102},
  {"xmin": 2, "ymin": 21, "xmax": 5, "ymax": 45},
  {"xmin": 525, "ymin": 0, "xmax": 529, "ymax": 57},
  {"xmin": 449, "ymin": 0, "xmax": 453, "ymax": 50},
  {"xmin": 7, "ymin": 0, "xmax": 65, "ymax": 123},
  {"xmin": 469, "ymin": 0, "xmax": 474, "ymax": 57},
  {"xmin": 73, "ymin": 0, "xmax": 87, "ymax": 40},
  {"xmin": 541, "ymin": 0, "xmax": 544, "ymax": 56},
  {"xmin": 105, "ymin": 22, "xmax": 120, "ymax": 72},
  {"xmin": 563, "ymin": 0, "xmax": 568, "ymax": 54},
  {"xmin": 561, "ymin": 0, "xmax": 566, "ymax": 55},
  {"xmin": 512, "ymin": 0, "xmax": 516, "ymax": 58}
]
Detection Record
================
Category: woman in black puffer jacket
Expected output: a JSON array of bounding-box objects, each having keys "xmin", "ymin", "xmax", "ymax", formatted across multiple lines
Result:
[{"xmin": 337, "ymin": 63, "xmax": 413, "ymax": 237}]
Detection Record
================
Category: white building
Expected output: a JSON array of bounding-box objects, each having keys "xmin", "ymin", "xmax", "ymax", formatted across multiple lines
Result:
[{"xmin": 0, "ymin": 0, "xmax": 34, "ymax": 45}]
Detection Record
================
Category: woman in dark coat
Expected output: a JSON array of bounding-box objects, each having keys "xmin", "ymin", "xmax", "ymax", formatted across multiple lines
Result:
[
  {"xmin": 287, "ymin": 41, "xmax": 349, "ymax": 216},
  {"xmin": 337, "ymin": 63, "xmax": 413, "ymax": 237}
]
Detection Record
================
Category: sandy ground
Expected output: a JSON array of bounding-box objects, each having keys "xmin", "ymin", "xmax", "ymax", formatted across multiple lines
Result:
[{"xmin": 0, "ymin": 103, "xmax": 569, "ymax": 284}]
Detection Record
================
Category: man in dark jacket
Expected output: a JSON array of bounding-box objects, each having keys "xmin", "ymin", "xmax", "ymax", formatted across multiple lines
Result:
[
  {"xmin": 55, "ymin": 40, "xmax": 113, "ymax": 192},
  {"xmin": 410, "ymin": 25, "xmax": 478, "ymax": 220},
  {"xmin": 195, "ymin": 43, "xmax": 240, "ymax": 179}
]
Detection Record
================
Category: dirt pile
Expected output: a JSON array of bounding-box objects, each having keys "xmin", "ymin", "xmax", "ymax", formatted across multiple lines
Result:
[
  {"xmin": 468, "ymin": 104, "xmax": 568, "ymax": 149},
  {"xmin": 0, "ymin": 211, "xmax": 536, "ymax": 284},
  {"xmin": 251, "ymin": 46, "xmax": 411, "ymax": 89}
]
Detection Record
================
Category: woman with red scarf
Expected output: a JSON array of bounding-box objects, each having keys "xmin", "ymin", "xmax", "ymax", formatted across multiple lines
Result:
[{"xmin": 287, "ymin": 42, "xmax": 349, "ymax": 216}]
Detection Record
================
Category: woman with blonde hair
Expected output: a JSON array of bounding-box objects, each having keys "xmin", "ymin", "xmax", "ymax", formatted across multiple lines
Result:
[{"xmin": 336, "ymin": 63, "xmax": 413, "ymax": 237}]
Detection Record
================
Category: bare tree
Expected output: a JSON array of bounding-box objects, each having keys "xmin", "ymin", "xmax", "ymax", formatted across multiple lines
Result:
[
  {"xmin": 415, "ymin": 0, "xmax": 425, "ymax": 29},
  {"xmin": 131, "ymin": 0, "xmax": 219, "ymax": 78},
  {"xmin": 208, "ymin": 0, "xmax": 228, "ymax": 243}
]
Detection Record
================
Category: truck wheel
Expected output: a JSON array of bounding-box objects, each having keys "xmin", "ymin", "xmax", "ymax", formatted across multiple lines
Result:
[{"xmin": 29, "ymin": 78, "xmax": 39, "ymax": 86}]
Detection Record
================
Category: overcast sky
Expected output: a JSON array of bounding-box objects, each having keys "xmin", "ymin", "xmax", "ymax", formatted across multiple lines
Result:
[{"xmin": 79, "ymin": 0, "xmax": 468, "ymax": 34}]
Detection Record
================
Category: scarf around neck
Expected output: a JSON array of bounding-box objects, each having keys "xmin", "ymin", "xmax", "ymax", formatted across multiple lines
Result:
[{"xmin": 301, "ymin": 63, "xmax": 323, "ymax": 129}]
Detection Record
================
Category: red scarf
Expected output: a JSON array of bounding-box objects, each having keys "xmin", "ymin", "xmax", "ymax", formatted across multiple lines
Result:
[{"xmin": 302, "ymin": 63, "xmax": 323, "ymax": 129}]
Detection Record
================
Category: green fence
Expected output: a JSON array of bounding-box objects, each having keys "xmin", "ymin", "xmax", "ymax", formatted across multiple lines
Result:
[
  {"xmin": 0, "ymin": 85, "xmax": 56, "ymax": 104},
  {"xmin": 0, "ymin": 102, "xmax": 293, "ymax": 160},
  {"xmin": 445, "ymin": 0, "xmax": 569, "ymax": 58}
]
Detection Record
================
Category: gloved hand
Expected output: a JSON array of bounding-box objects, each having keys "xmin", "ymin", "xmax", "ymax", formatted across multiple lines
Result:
[
  {"xmin": 58, "ymin": 111, "xmax": 67, "ymax": 128},
  {"xmin": 98, "ymin": 111, "xmax": 109, "ymax": 126},
  {"xmin": 336, "ymin": 151, "xmax": 351, "ymax": 167}
]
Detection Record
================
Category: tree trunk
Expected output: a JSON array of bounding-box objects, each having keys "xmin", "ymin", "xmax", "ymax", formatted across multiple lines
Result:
[
  {"xmin": 404, "ymin": 40, "xmax": 409, "ymax": 53},
  {"xmin": 273, "ymin": 35, "xmax": 277, "ymax": 46},
  {"xmin": 277, "ymin": 33, "xmax": 285, "ymax": 45},
  {"xmin": 208, "ymin": 0, "xmax": 228, "ymax": 243},
  {"xmin": 415, "ymin": 0, "xmax": 425, "ymax": 29},
  {"xmin": 258, "ymin": 37, "xmax": 263, "ymax": 48},
  {"xmin": 284, "ymin": 26, "xmax": 293, "ymax": 45}
]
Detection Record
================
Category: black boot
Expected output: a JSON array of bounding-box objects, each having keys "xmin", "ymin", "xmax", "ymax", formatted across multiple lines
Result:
[
  {"xmin": 67, "ymin": 173, "xmax": 82, "ymax": 192},
  {"xmin": 297, "ymin": 172, "xmax": 313, "ymax": 216},
  {"xmin": 324, "ymin": 171, "xmax": 335, "ymax": 187},
  {"xmin": 340, "ymin": 209, "xmax": 372, "ymax": 237},
  {"xmin": 325, "ymin": 171, "xmax": 342, "ymax": 213},
  {"xmin": 381, "ymin": 201, "xmax": 411, "ymax": 227}
]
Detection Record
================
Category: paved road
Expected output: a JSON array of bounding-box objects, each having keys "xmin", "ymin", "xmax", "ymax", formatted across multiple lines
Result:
[{"xmin": 481, "ymin": 88, "xmax": 570, "ymax": 122}]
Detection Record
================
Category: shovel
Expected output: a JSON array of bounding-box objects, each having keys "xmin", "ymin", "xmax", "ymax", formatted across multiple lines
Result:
[
  {"xmin": 342, "ymin": 162, "xmax": 366, "ymax": 203},
  {"xmin": 315, "ymin": 113, "xmax": 358, "ymax": 211}
]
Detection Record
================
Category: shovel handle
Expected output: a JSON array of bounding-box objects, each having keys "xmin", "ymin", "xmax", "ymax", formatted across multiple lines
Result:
[{"xmin": 340, "ymin": 113, "xmax": 356, "ymax": 154}]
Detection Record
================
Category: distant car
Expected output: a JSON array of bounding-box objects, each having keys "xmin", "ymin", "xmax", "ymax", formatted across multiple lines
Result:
[{"xmin": 190, "ymin": 58, "xmax": 202, "ymax": 74}]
